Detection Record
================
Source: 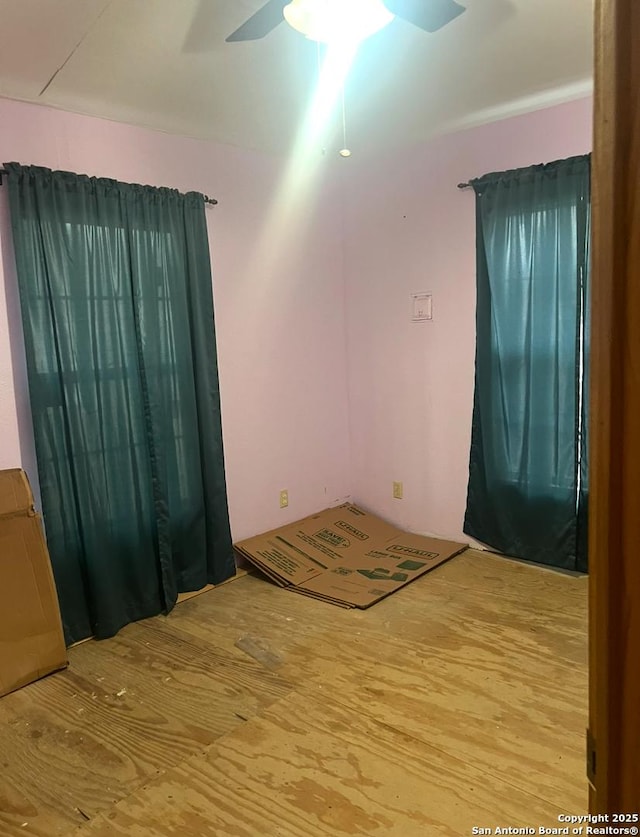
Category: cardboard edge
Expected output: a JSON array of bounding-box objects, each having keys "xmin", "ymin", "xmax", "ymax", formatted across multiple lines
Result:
[
  {"xmin": 0, "ymin": 485, "xmax": 68, "ymax": 698},
  {"xmin": 234, "ymin": 549, "xmax": 294, "ymax": 588},
  {"xmin": 1, "ymin": 659, "xmax": 69, "ymax": 699},
  {"xmin": 0, "ymin": 468, "xmax": 37, "ymax": 519},
  {"xmin": 289, "ymin": 588, "xmax": 355, "ymax": 608}
]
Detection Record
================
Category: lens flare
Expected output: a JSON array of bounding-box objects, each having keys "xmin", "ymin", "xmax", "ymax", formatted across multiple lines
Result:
[{"xmin": 243, "ymin": 41, "xmax": 359, "ymax": 288}]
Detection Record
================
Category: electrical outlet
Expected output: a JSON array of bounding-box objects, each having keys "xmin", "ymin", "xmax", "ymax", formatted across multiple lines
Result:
[
  {"xmin": 279, "ymin": 489, "xmax": 289, "ymax": 509},
  {"xmin": 393, "ymin": 481, "xmax": 403, "ymax": 500}
]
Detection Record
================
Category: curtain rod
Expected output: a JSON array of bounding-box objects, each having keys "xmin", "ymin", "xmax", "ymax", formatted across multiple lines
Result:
[
  {"xmin": 0, "ymin": 167, "xmax": 218, "ymax": 205},
  {"xmin": 458, "ymin": 181, "xmax": 472, "ymax": 189}
]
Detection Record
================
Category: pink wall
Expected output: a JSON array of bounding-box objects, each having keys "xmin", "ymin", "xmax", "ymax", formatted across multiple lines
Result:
[
  {"xmin": 0, "ymin": 97, "xmax": 352, "ymax": 541},
  {"xmin": 342, "ymin": 97, "xmax": 593, "ymax": 543},
  {"xmin": 0, "ymin": 95, "xmax": 593, "ymax": 548}
]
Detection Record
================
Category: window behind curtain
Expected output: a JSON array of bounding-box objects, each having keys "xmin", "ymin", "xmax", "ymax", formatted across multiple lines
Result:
[
  {"xmin": 463, "ymin": 156, "xmax": 590, "ymax": 571},
  {"xmin": 7, "ymin": 164, "xmax": 235, "ymax": 643}
]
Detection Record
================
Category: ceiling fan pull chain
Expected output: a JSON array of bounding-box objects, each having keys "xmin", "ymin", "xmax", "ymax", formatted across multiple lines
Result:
[{"xmin": 340, "ymin": 82, "xmax": 351, "ymax": 157}]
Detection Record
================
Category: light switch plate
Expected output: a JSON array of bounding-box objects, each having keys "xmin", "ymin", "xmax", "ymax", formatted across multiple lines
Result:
[{"xmin": 411, "ymin": 293, "xmax": 432, "ymax": 321}]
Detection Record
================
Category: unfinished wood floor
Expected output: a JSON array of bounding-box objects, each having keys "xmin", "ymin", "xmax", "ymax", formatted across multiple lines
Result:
[{"xmin": 0, "ymin": 549, "xmax": 588, "ymax": 836}]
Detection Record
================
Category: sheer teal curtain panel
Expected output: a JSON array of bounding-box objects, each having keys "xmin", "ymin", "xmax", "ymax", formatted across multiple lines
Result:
[
  {"xmin": 6, "ymin": 163, "xmax": 234, "ymax": 643},
  {"xmin": 463, "ymin": 156, "xmax": 591, "ymax": 571}
]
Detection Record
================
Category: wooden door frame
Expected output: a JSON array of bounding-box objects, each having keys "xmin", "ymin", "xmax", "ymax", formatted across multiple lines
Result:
[{"xmin": 589, "ymin": 0, "xmax": 640, "ymax": 811}]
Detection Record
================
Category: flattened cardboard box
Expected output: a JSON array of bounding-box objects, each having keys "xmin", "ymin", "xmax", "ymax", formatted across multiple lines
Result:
[
  {"xmin": 0, "ymin": 469, "xmax": 68, "ymax": 698},
  {"xmin": 234, "ymin": 503, "xmax": 467, "ymax": 608}
]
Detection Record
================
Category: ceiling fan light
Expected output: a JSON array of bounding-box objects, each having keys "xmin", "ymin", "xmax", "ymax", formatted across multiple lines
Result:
[{"xmin": 283, "ymin": 0, "xmax": 394, "ymax": 44}]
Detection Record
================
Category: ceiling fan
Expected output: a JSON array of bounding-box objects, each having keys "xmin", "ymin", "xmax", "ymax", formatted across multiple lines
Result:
[{"xmin": 226, "ymin": 0, "xmax": 466, "ymax": 43}]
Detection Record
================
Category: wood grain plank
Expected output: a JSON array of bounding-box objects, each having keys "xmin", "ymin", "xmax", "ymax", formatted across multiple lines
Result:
[
  {"xmin": 171, "ymin": 550, "xmax": 588, "ymax": 671},
  {"xmin": 0, "ymin": 549, "xmax": 587, "ymax": 835},
  {"xmin": 75, "ymin": 689, "xmax": 576, "ymax": 837},
  {"xmin": 162, "ymin": 554, "xmax": 588, "ymax": 811},
  {"xmin": 0, "ymin": 617, "xmax": 293, "ymax": 836},
  {"xmin": 293, "ymin": 630, "xmax": 586, "ymax": 811},
  {"xmin": 70, "ymin": 617, "xmax": 293, "ymax": 722},
  {"xmin": 170, "ymin": 563, "xmax": 586, "ymax": 721}
]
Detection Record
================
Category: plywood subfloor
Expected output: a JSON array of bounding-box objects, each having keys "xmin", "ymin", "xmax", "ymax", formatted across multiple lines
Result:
[{"xmin": 0, "ymin": 549, "xmax": 588, "ymax": 836}]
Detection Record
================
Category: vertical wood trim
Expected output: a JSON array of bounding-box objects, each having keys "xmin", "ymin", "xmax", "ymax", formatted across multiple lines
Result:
[{"xmin": 590, "ymin": 0, "xmax": 640, "ymax": 811}]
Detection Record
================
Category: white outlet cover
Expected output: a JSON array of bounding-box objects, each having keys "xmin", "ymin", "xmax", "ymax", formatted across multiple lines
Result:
[{"xmin": 411, "ymin": 293, "xmax": 432, "ymax": 321}]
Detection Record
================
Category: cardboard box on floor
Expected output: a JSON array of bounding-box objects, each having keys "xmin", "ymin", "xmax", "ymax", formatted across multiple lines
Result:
[
  {"xmin": 234, "ymin": 503, "xmax": 468, "ymax": 608},
  {"xmin": 0, "ymin": 469, "xmax": 67, "ymax": 698}
]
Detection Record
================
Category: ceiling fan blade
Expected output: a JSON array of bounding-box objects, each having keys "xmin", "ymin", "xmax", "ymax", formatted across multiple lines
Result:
[
  {"xmin": 383, "ymin": 0, "xmax": 466, "ymax": 33},
  {"xmin": 226, "ymin": 0, "xmax": 288, "ymax": 42}
]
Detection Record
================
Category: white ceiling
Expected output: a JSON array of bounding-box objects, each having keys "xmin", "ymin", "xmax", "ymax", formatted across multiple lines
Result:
[{"xmin": 0, "ymin": 0, "xmax": 593, "ymax": 155}]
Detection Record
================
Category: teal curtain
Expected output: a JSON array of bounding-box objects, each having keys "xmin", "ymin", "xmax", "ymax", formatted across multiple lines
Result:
[
  {"xmin": 464, "ymin": 156, "xmax": 590, "ymax": 571},
  {"xmin": 6, "ymin": 163, "xmax": 234, "ymax": 643}
]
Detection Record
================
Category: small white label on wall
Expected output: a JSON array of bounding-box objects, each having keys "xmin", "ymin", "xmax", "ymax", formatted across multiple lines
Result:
[{"xmin": 411, "ymin": 293, "xmax": 432, "ymax": 321}]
